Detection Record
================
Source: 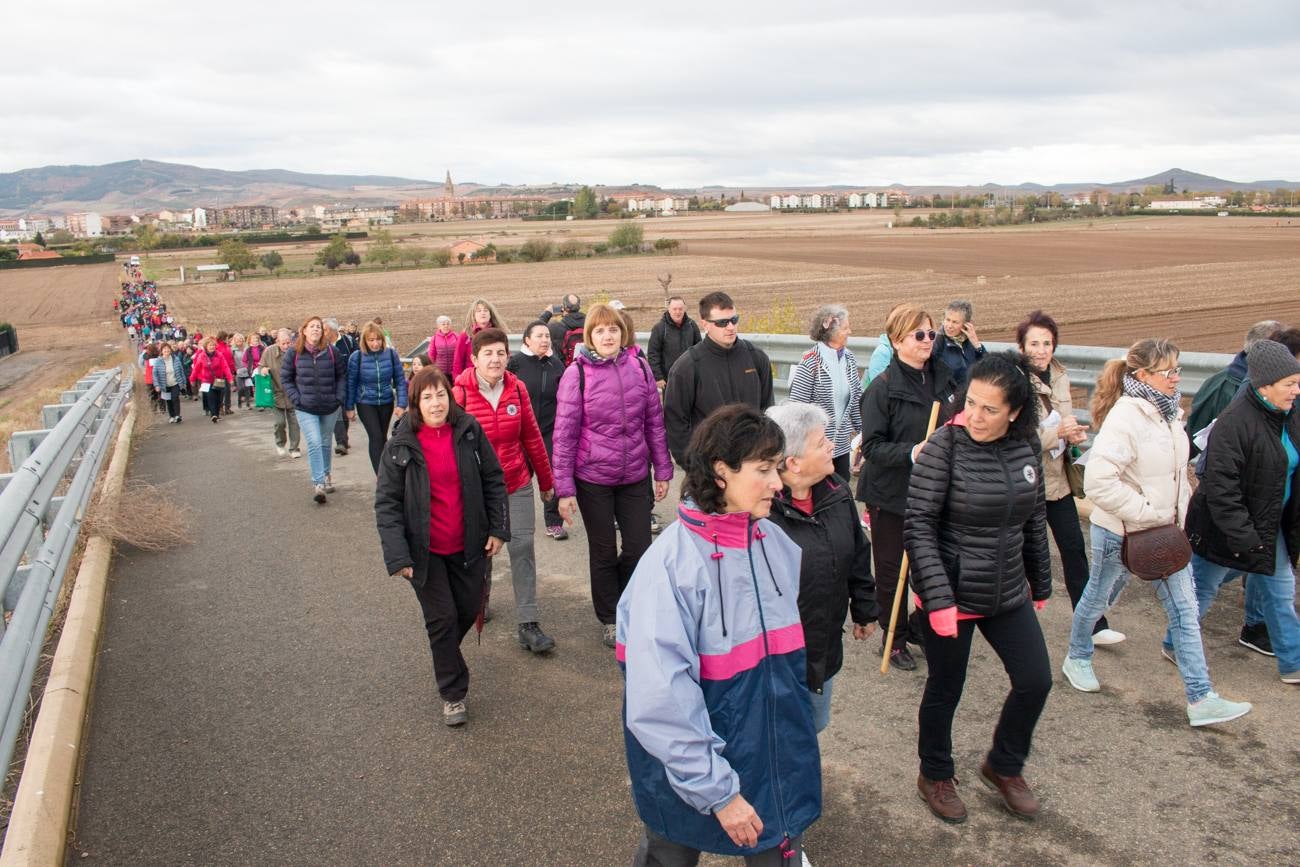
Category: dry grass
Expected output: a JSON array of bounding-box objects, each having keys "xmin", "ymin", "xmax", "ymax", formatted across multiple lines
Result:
[{"xmin": 84, "ymin": 479, "xmax": 194, "ymax": 552}]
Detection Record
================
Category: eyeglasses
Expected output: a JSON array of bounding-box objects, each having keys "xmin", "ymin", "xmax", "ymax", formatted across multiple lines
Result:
[
  {"xmin": 707, "ymin": 315, "xmax": 740, "ymax": 328},
  {"xmin": 1150, "ymin": 366, "xmax": 1182, "ymax": 379},
  {"xmin": 912, "ymin": 329, "xmax": 938, "ymax": 342}
]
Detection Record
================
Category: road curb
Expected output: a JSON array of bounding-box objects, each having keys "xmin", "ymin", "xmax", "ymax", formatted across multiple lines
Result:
[{"xmin": 0, "ymin": 402, "xmax": 135, "ymax": 866}]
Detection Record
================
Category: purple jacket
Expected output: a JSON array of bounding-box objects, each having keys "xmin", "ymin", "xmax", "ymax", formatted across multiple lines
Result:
[{"xmin": 552, "ymin": 347, "xmax": 673, "ymax": 498}]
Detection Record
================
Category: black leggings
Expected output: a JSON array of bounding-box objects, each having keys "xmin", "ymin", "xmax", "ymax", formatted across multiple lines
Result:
[
  {"xmin": 1045, "ymin": 495, "xmax": 1108, "ymax": 633},
  {"xmin": 869, "ymin": 507, "xmax": 914, "ymax": 651},
  {"xmin": 575, "ymin": 477, "xmax": 653, "ymax": 625},
  {"xmin": 356, "ymin": 402, "xmax": 395, "ymax": 473},
  {"xmin": 918, "ymin": 600, "xmax": 1052, "ymax": 781},
  {"xmin": 411, "ymin": 552, "xmax": 485, "ymax": 702}
]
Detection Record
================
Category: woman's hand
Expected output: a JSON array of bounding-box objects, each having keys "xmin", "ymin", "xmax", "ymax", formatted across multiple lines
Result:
[
  {"xmin": 928, "ymin": 606, "xmax": 959, "ymax": 638},
  {"xmin": 715, "ymin": 794, "xmax": 763, "ymax": 849},
  {"xmin": 540, "ymin": 487, "xmax": 555, "ymax": 503},
  {"xmin": 852, "ymin": 622, "xmax": 877, "ymax": 641},
  {"xmin": 393, "ymin": 407, "xmax": 405, "ymax": 419},
  {"xmin": 558, "ymin": 497, "xmax": 578, "ymax": 525},
  {"xmin": 391, "ymin": 566, "xmax": 413, "ymax": 580},
  {"xmin": 653, "ymin": 480, "xmax": 669, "ymax": 502},
  {"xmin": 484, "ymin": 536, "xmax": 504, "ymax": 557},
  {"xmin": 1033, "ymin": 599, "xmax": 1048, "ymax": 612},
  {"xmin": 347, "ymin": 410, "xmax": 357, "ymax": 421}
]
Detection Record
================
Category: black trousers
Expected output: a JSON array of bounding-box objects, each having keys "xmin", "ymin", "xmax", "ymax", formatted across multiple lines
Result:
[
  {"xmin": 869, "ymin": 507, "xmax": 914, "ymax": 651},
  {"xmin": 1045, "ymin": 495, "xmax": 1108, "ymax": 633},
  {"xmin": 575, "ymin": 476, "xmax": 653, "ymax": 624},
  {"xmin": 832, "ymin": 451, "xmax": 851, "ymax": 483},
  {"xmin": 411, "ymin": 552, "xmax": 485, "ymax": 702},
  {"xmin": 633, "ymin": 829, "xmax": 802, "ymax": 866},
  {"xmin": 162, "ymin": 390, "xmax": 181, "ymax": 419},
  {"xmin": 918, "ymin": 600, "xmax": 1052, "ymax": 781},
  {"xmin": 204, "ymin": 386, "xmax": 224, "ymax": 418},
  {"xmin": 334, "ymin": 411, "xmax": 350, "ymax": 448},
  {"xmin": 539, "ymin": 432, "xmax": 561, "ymax": 528},
  {"xmin": 356, "ymin": 402, "xmax": 395, "ymax": 473}
]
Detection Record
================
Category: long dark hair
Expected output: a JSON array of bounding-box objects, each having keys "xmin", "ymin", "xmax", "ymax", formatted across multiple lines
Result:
[
  {"xmin": 965, "ymin": 351, "xmax": 1039, "ymax": 441},
  {"xmin": 681, "ymin": 405, "xmax": 785, "ymax": 514}
]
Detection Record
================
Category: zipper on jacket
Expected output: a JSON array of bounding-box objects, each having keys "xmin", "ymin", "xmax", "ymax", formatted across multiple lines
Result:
[
  {"xmin": 994, "ymin": 444, "xmax": 1014, "ymax": 613},
  {"xmin": 746, "ymin": 530, "xmax": 791, "ymax": 846}
]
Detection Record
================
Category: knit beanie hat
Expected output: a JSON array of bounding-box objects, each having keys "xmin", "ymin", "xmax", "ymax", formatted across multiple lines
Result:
[{"xmin": 1247, "ymin": 339, "xmax": 1300, "ymax": 388}]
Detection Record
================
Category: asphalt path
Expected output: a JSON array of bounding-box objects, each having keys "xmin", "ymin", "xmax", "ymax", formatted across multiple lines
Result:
[{"xmin": 71, "ymin": 403, "xmax": 1299, "ymax": 865}]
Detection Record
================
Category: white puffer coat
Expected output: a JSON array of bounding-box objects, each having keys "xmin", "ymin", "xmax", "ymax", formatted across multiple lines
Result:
[{"xmin": 1084, "ymin": 395, "xmax": 1191, "ymax": 537}]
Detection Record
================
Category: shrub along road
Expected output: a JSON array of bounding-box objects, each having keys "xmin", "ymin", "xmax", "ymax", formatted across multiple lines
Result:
[{"xmin": 69, "ymin": 406, "xmax": 1298, "ymax": 864}]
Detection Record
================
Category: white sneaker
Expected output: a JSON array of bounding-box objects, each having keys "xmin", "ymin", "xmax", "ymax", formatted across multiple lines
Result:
[
  {"xmin": 1092, "ymin": 628, "xmax": 1126, "ymax": 646},
  {"xmin": 802, "ymin": 851, "xmax": 813, "ymax": 867},
  {"xmin": 289, "ymin": 449, "xmax": 302, "ymax": 459},
  {"xmin": 1187, "ymin": 692, "xmax": 1252, "ymax": 727},
  {"xmin": 276, "ymin": 446, "xmax": 288, "ymax": 457}
]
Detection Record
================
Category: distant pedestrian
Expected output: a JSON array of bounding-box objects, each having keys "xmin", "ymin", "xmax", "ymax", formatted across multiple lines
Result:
[
  {"xmin": 258, "ymin": 328, "xmax": 301, "ymax": 458},
  {"xmin": 906, "ymin": 352, "xmax": 1052, "ymax": 823},
  {"xmin": 326, "ymin": 319, "xmax": 352, "ymax": 456},
  {"xmin": 646, "ymin": 295, "xmax": 701, "ymax": 389},
  {"xmin": 539, "ymin": 294, "xmax": 586, "ymax": 365},
  {"xmin": 866, "ymin": 302, "xmax": 906, "ymax": 383},
  {"xmin": 1183, "ymin": 340, "xmax": 1300, "ymax": 686},
  {"xmin": 788, "ymin": 303, "xmax": 862, "ymax": 481},
  {"xmin": 551, "ymin": 304, "xmax": 672, "ymax": 648},
  {"xmin": 452, "ymin": 327, "xmax": 558, "ymax": 654},
  {"xmin": 346, "ymin": 321, "xmax": 408, "ymax": 473},
  {"xmin": 1062, "ymin": 338, "xmax": 1253, "ymax": 728},
  {"xmin": 619, "ymin": 404, "xmax": 818, "ymax": 865},
  {"xmin": 151, "ymin": 342, "xmax": 186, "ymax": 423},
  {"xmin": 408, "ymin": 353, "xmax": 432, "ymax": 382},
  {"xmin": 452, "ymin": 298, "xmax": 506, "ymax": 378},
  {"xmin": 663, "ymin": 291, "xmax": 774, "ymax": 466},
  {"xmin": 429, "ymin": 315, "xmax": 459, "ymax": 376},
  {"xmin": 1187, "ymin": 320, "xmax": 1284, "ymax": 453},
  {"xmin": 934, "ymin": 300, "xmax": 986, "ymax": 386},
  {"xmin": 230, "ymin": 333, "xmax": 252, "ymax": 409},
  {"xmin": 282, "ymin": 316, "xmax": 348, "ymax": 504},
  {"xmin": 215, "ymin": 331, "xmax": 237, "ymax": 415},
  {"xmin": 507, "ymin": 321, "xmax": 566, "ymax": 538},
  {"xmin": 190, "ymin": 336, "xmax": 233, "ymax": 423},
  {"xmin": 375, "ymin": 366, "xmax": 508, "ymax": 727}
]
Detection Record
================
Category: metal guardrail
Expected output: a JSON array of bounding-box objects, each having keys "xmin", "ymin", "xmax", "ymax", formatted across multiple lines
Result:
[
  {"xmin": 406, "ymin": 332, "xmax": 1233, "ymax": 424},
  {"xmin": 0, "ymin": 367, "xmax": 131, "ymax": 775}
]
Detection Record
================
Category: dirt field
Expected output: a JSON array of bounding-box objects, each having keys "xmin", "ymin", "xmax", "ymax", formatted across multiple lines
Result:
[{"xmin": 148, "ymin": 215, "xmax": 1300, "ymax": 355}]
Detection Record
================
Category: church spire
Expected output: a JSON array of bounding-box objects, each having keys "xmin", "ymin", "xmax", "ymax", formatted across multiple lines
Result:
[{"xmin": 444, "ymin": 170, "xmax": 455, "ymax": 198}]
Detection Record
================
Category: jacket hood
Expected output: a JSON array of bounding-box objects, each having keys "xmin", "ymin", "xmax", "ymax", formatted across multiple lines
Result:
[{"xmin": 677, "ymin": 502, "xmax": 766, "ymax": 548}]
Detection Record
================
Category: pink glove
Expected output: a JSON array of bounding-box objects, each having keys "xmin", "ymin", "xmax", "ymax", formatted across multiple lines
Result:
[
  {"xmin": 928, "ymin": 606, "xmax": 958, "ymax": 638},
  {"xmin": 1033, "ymin": 599, "xmax": 1048, "ymax": 612}
]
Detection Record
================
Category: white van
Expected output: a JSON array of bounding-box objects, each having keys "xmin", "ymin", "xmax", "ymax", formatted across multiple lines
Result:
[{"xmin": 128, "ymin": 255, "xmax": 141, "ymax": 266}]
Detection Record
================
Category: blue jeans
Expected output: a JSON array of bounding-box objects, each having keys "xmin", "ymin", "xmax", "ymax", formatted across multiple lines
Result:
[
  {"xmin": 1067, "ymin": 525, "xmax": 1213, "ymax": 704},
  {"xmin": 296, "ymin": 408, "xmax": 339, "ymax": 485},
  {"xmin": 808, "ymin": 675, "xmax": 833, "ymax": 733},
  {"xmin": 1172, "ymin": 538, "xmax": 1299, "ymax": 675}
]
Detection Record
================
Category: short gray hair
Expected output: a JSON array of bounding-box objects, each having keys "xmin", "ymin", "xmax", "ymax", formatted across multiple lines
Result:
[
  {"xmin": 945, "ymin": 300, "xmax": 974, "ymax": 322},
  {"xmin": 436, "ymin": 315, "xmax": 452, "ymax": 326},
  {"xmin": 765, "ymin": 402, "xmax": 830, "ymax": 459},
  {"xmin": 809, "ymin": 304, "xmax": 850, "ymax": 343},
  {"xmin": 323, "ymin": 317, "xmax": 340, "ymax": 331},
  {"xmin": 1246, "ymin": 320, "xmax": 1285, "ymax": 352}
]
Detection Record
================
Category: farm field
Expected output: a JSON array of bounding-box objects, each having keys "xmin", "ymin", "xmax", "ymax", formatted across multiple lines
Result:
[{"xmin": 153, "ymin": 215, "xmax": 1300, "ymax": 354}]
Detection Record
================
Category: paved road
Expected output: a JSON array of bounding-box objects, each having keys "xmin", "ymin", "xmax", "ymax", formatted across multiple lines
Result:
[{"xmin": 72, "ymin": 404, "xmax": 1299, "ymax": 865}]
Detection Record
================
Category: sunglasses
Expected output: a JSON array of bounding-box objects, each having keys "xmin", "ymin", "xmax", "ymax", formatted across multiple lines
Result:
[
  {"xmin": 1149, "ymin": 366, "xmax": 1182, "ymax": 379},
  {"xmin": 912, "ymin": 329, "xmax": 938, "ymax": 342},
  {"xmin": 707, "ymin": 314, "xmax": 741, "ymax": 328}
]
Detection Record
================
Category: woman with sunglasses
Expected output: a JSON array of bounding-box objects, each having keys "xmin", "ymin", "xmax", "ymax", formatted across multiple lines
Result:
[
  {"xmin": 1061, "ymin": 338, "xmax": 1253, "ymax": 727},
  {"xmin": 856, "ymin": 304, "xmax": 959, "ymax": 671}
]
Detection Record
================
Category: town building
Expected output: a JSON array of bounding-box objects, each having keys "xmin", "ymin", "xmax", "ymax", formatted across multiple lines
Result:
[
  {"xmin": 449, "ymin": 238, "xmax": 494, "ymax": 263},
  {"xmin": 16, "ymin": 243, "xmax": 61, "ymax": 260},
  {"xmin": 66, "ymin": 212, "xmax": 103, "ymax": 237},
  {"xmin": 204, "ymin": 205, "xmax": 280, "ymax": 228}
]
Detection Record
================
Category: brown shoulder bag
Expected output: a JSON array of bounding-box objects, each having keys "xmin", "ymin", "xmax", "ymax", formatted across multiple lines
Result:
[{"xmin": 1120, "ymin": 456, "xmax": 1191, "ymax": 581}]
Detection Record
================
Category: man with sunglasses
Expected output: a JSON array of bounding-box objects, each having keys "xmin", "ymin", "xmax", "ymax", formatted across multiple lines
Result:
[{"xmin": 663, "ymin": 291, "xmax": 774, "ymax": 466}]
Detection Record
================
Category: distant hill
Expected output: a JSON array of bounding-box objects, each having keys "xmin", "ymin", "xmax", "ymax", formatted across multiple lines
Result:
[{"xmin": 0, "ymin": 159, "xmax": 442, "ymax": 213}]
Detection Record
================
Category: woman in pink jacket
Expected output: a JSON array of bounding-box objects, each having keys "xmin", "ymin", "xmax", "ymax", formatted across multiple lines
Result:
[
  {"xmin": 553, "ymin": 303, "xmax": 673, "ymax": 648},
  {"xmin": 451, "ymin": 299, "xmax": 506, "ymax": 377},
  {"xmin": 190, "ymin": 336, "xmax": 234, "ymax": 423}
]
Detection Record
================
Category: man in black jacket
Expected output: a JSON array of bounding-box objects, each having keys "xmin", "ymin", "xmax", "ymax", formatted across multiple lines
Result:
[
  {"xmin": 508, "ymin": 321, "xmax": 567, "ymax": 538},
  {"xmin": 327, "ymin": 318, "xmax": 354, "ymax": 455},
  {"xmin": 663, "ymin": 291, "xmax": 774, "ymax": 466},
  {"xmin": 539, "ymin": 294, "xmax": 586, "ymax": 362},
  {"xmin": 646, "ymin": 296, "xmax": 701, "ymax": 389}
]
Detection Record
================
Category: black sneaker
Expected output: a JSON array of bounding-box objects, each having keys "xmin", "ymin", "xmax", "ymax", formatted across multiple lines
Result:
[
  {"xmin": 1239, "ymin": 624, "xmax": 1275, "ymax": 657},
  {"xmin": 517, "ymin": 622, "xmax": 556, "ymax": 653},
  {"xmin": 879, "ymin": 640, "xmax": 917, "ymax": 671}
]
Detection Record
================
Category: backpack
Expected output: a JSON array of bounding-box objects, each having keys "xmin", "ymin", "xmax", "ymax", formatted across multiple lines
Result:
[{"xmin": 561, "ymin": 327, "xmax": 584, "ymax": 366}]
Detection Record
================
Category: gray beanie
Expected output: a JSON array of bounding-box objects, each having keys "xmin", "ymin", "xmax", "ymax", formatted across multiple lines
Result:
[{"xmin": 1247, "ymin": 339, "xmax": 1300, "ymax": 389}]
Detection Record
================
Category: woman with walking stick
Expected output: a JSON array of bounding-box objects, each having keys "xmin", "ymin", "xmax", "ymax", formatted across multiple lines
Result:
[{"xmin": 904, "ymin": 352, "xmax": 1053, "ymax": 823}]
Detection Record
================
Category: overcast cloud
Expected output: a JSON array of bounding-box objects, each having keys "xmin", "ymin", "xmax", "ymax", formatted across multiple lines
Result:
[{"xmin": 2, "ymin": 0, "xmax": 1297, "ymax": 186}]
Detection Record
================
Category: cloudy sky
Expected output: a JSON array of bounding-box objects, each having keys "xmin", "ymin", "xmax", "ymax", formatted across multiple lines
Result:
[{"xmin": 3, "ymin": 0, "xmax": 1297, "ymax": 187}]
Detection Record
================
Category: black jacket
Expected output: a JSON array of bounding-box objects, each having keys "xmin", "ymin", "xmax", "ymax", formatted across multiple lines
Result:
[
  {"xmin": 506, "ymin": 350, "xmax": 564, "ymax": 440},
  {"xmin": 663, "ymin": 336, "xmax": 774, "ymax": 465},
  {"xmin": 768, "ymin": 476, "xmax": 878, "ymax": 692},
  {"xmin": 647, "ymin": 312, "xmax": 701, "ymax": 382},
  {"xmin": 542, "ymin": 310, "xmax": 586, "ymax": 350},
  {"xmin": 1185, "ymin": 389, "xmax": 1300, "ymax": 574},
  {"xmin": 374, "ymin": 414, "xmax": 510, "ymax": 589},
  {"xmin": 855, "ymin": 355, "xmax": 959, "ymax": 515},
  {"xmin": 904, "ymin": 424, "xmax": 1052, "ymax": 616}
]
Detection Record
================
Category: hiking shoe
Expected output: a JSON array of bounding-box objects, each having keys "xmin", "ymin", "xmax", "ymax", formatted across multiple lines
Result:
[
  {"xmin": 979, "ymin": 761, "xmax": 1041, "ymax": 820},
  {"xmin": 649, "ymin": 513, "xmax": 663, "ymax": 535},
  {"xmin": 211, "ymin": 415, "xmax": 219, "ymax": 424},
  {"xmin": 1092, "ymin": 628, "xmax": 1126, "ymax": 646},
  {"xmin": 1188, "ymin": 692, "xmax": 1252, "ymax": 727},
  {"xmin": 442, "ymin": 700, "xmax": 467, "ymax": 727},
  {"xmin": 1280, "ymin": 670, "xmax": 1300, "ymax": 685},
  {"xmin": 324, "ymin": 475, "xmax": 336, "ymax": 494},
  {"xmin": 334, "ymin": 445, "xmax": 348, "ymax": 456},
  {"xmin": 1239, "ymin": 624, "xmax": 1275, "ymax": 657},
  {"xmin": 917, "ymin": 775, "xmax": 967, "ymax": 824},
  {"xmin": 289, "ymin": 449, "xmax": 302, "ymax": 459},
  {"xmin": 313, "ymin": 484, "xmax": 327, "ymax": 504},
  {"xmin": 1161, "ymin": 646, "xmax": 1177, "ymax": 665},
  {"xmin": 884, "ymin": 646, "xmax": 916, "ymax": 671},
  {"xmin": 276, "ymin": 445, "xmax": 288, "ymax": 457},
  {"xmin": 517, "ymin": 622, "xmax": 555, "ymax": 653},
  {"xmin": 547, "ymin": 524, "xmax": 569, "ymax": 541},
  {"xmin": 1062, "ymin": 657, "xmax": 1100, "ymax": 692},
  {"xmin": 602, "ymin": 623, "xmax": 617, "ymax": 648}
]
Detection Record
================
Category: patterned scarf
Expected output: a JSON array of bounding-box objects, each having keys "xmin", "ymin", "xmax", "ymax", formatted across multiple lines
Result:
[{"xmin": 1122, "ymin": 373, "xmax": 1180, "ymax": 421}]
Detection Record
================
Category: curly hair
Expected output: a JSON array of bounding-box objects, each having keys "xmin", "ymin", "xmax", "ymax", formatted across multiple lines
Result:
[
  {"xmin": 965, "ymin": 351, "xmax": 1040, "ymax": 442},
  {"xmin": 680, "ymin": 405, "xmax": 785, "ymax": 514}
]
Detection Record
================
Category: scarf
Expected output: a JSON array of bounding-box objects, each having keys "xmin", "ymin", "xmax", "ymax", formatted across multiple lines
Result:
[{"xmin": 1122, "ymin": 373, "xmax": 1180, "ymax": 421}]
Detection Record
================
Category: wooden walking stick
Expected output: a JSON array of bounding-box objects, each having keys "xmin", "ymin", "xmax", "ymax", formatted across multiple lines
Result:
[{"xmin": 881, "ymin": 400, "xmax": 942, "ymax": 675}]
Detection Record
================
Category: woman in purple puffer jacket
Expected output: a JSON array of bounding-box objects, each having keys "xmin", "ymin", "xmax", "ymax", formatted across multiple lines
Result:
[{"xmin": 554, "ymin": 303, "xmax": 674, "ymax": 648}]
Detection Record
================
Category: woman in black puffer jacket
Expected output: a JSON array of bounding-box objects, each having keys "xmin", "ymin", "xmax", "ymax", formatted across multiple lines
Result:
[{"xmin": 904, "ymin": 352, "xmax": 1052, "ymax": 825}]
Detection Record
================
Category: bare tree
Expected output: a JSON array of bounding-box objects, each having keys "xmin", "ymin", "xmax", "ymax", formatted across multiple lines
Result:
[{"xmin": 657, "ymin": 272, "xmax": 672, "ymax": 303}]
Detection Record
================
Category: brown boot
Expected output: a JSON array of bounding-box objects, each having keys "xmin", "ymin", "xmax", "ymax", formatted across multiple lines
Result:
[
  {"xmin": 917, "ymin": 774, "xmax": 967, "ymax": 824},
  {"xmin": 979, "ymin": 761, "xmax": 1041, "ymax": 820}
]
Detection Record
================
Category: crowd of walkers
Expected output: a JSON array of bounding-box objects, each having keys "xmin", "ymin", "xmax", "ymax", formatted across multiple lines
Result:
[{"xmin": 120, "ymin": 262, "xmax": 1299, "ymax": 863}]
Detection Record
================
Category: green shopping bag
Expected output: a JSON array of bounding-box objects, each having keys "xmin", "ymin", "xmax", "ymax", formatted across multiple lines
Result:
[{"xmin": 254, "ymin": 373, "xmax": 275, "ymax": 408}]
